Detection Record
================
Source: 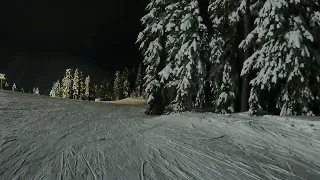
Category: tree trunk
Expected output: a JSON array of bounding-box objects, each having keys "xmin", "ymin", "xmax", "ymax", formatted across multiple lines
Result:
[
  {"xmin": 241, "ymin": 77, "xmax": 249, "ymax": 111},
  {"xmin": 150, "ymin": 29, "xmax": 166, "ymax": 115},
  {"xmin": 139, "ymin": 83, "xmax": 143, "ymax": 97},
  {"xmin": 240, "ymin": 1, "xmax": 251, "ymax": 112},
  {"xmin": 151, "ymin": 40, "xmax": 166, "ymax": 115},
  {"xmin": 151, "ymin": 91, "xmax": 165, "ymax": 115}
]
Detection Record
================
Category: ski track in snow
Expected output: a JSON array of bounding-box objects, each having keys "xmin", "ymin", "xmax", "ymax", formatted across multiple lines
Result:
[{"xmin": 0, "ymin": 91, "xmax": 320, "ymax": 180}]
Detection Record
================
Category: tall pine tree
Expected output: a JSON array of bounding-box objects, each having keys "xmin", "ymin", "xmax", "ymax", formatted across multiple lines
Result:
[
  {"xmin": 207, "ymin": 0, "xmax": 243, "ymax": 113},
  {"xmin": 160, "ymin": 0, "xmax": 208, "ymax": 111},
  {"xmin": 240, "ymin": 0, "xmax": 320, "ymax": 115},
  {"xmin": 137, "ymin": 0, "xmax": 172, "ymax": 114}
]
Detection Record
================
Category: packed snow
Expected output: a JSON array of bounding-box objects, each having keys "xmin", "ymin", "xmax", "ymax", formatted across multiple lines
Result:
[
  {"xmin": 100, "ymin": 97, "xmax": 147, "ymax": 105},
  {"xmin": 0, "ymin": 91, "xmax": 320, "ymax": 179}
]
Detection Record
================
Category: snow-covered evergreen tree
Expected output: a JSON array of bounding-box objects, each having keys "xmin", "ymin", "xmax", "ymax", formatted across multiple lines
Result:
[
  {"xmin": 239, "ymin": 0, "xmax": 320, "ymax": 115},
  {"xmin": 0, "ymin": 73, "xmax": 5, "ymax": 90},
  {"xmin": 72, "ymin": 69, "xmax": 80, "ymax": 99},
  {"xmin": 135, "ymin": 63, "xmax": 144, "ymax": 97},
  {"xmin": 57, "ymin": 80, "xmax": 63, "ymax": 98},
  {"xmin": 122, "ymin": 68, "xmax": 131, "ymax": 98},
  {"xmin": 79, "ymin": 71, "xmax": 85, "ymax": 100},
  {"xmin": 33, "ymin": 87, "xmax": 40, "ymax": 95},
  {"xmin": 49, "ymin": 84, "xmax": 55, "ymax": 97},
  {"xmin": 100, "ymin": 79, "xmax": 113, "ymax": 100},
  {"xmin": 85, "ymin": 75, "xmax": 90, "ymax": 100},
  {"xmin": 106, "ymin": 80, "xmax": 113, "ymax": 100},
  {"xmin": 159, "ymin": 0, "xmax": 208, "ymax": 111},
  {"xmin": 114, "ymin": 71, "xmax": 123, "ymax": 100},
  {"xmin": 12, "ymin": 83, "xmax": 17, "ymax": 92},
  {"xmin": 207, "ymin": 0, "xmax": 250, "ymax": 113},
  {"xmin": 92, "ymin": 84, "xmax": 98, "ymax": 100},
  {"xmin": 89, "ymin": 84, "xmax": 95, "ymax": 101},
  {"xmin": 62, "ymin": 69, "xmax": 73, "ymax": 99},
  {"xmin": 137, "ymin": 0, "xmax": 173, "ymax": 114},
  {"xmin": 5, "ymin": 82, "xmax": 9, "ymax": 90},
  {"xmin": 199, "ymin": 26, "xmax": 213, "ymax": 109},
  {"xmin": 100, "ymin": 80, "xmax": 107, "ymax": 100},
  {"xmin": 107, "ymin": 80, "xmax": 114, "ymax": 100},
  {"xmin": 36, "ymin": 87, "xmax": 40, "ymax": 95},
  {"xmin": 50, "ymin": 80, "xmax": 62, "ymax": 98},
  {"xmin": 99, "ymin": 80, "xmax": 106, "ymax": 100}
]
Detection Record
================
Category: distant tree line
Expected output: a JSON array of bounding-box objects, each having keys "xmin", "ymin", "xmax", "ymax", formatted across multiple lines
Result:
[
  {"xmin": 50, "ymin": 68, "xmax": 92, "ymax": 100},
  {"xmin": 112, "ymin": 64, "xmax": 145, "ymax": 100},
  {"xmin": 49, "ymin": 64, "xmax": 145, "ymax": 101},
  {"xmin": 98, "ymin": 63, "xmax": 146, "ymax": 101}
]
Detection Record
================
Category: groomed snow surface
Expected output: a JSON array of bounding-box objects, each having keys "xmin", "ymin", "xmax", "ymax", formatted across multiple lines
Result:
[{"xmin": 0, "ymin": 91, "xmax": 319, "ymax": 180}]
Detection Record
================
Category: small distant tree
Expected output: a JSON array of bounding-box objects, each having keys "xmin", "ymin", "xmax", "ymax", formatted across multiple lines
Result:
[
  {"xmin": 0, "ymin": 73, "xmax": 6, "ymax": 90},
  {"xmin": 92, "ymin": 84, "xmax": 98, "ymax": 100},
  {"xmin": 99, "ymin": 79, "xmax": 107, "ymax": 100},
  {"xmin": 33, "ymin": 87, "xmax": 40, "ymax": 95},
  {"xmin": 62, "ymin": 69, "xmax": 73, "ymax": 99},
  {"xmin": 50, "ymin": 80, "xmax": 62, "ymax": 98},
  {"xmin": 89, "ymin": 85, "xmax": 95, "ymax": 101},
  {"xmin": 72, "ymin": 69, "xmax": 80, "ymax": 99},
  {"xmin": 99, "ymin": 79, "xmax": 106, "ymax": 100},
  {"xmin": 57, "ymin": 81, "xmax": 63, "ymax": 97},
  {"xmin": 5, "ymin": 82, "xmax": 9, "ymax": 90},
  {"xmin": 79, "ymin": 71, "xmax": 85, "ymax": 100},
  {"xmin": 114, "ymin": 71, "xmax": 123, "ymax": 100},
  {"xmin": 122, "ymin": 68, "xmax": 131, "ymax": 98},
  {"xmin": 36, "ymin": 87, "xmax": 40, "ymax": 95},
  {"xmin": 100, "ymin": 78, "xmax": 114, "ymax": 101},
  {"xmin": 50, "ymin": 82, "xmax": 56, "ymax": 97},
  {"xmin": 135, "ymin": 63, "xmax": 144, "ymax": 97},
  {"xmin": 85, "ymin": 75, "xmax": 91, "ymax": 100},
  {"xmin": 107, "ymin": 80, "xmax": 114, "ymax": 100},
  {"xmin": 12, "ymin": 83, "xmax": 17, "ymax": 92}
]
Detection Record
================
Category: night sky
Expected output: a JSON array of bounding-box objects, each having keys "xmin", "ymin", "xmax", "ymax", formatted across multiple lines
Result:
[{"xmin": 0, "ymin": 0, "xmax": 148, "ymax": 94}]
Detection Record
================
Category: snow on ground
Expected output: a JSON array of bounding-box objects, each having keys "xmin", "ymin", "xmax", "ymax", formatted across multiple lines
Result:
[
  {"xmin": 0, "ymin": 90, "xmax": 319, "ymax": 180},
  {"xmin": 97, "ymin": 97, "xmax": 147, "ymax": 105}
]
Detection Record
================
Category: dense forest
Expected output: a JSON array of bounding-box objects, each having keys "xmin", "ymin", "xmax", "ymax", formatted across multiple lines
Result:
[{"xmin": 137, "ymin": 0, "xmax": 320, "ymax": 116}]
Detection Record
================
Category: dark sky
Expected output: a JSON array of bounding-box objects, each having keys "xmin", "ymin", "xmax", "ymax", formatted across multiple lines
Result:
[{"xmin": 0, "ymin": 0, "xmax": 148, "ymax": 94}]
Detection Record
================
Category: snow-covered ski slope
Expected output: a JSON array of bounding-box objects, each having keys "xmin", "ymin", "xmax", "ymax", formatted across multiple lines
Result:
[{"xmin": 0, "ymin": 91, "xmax": 319, "ymax": 180}]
